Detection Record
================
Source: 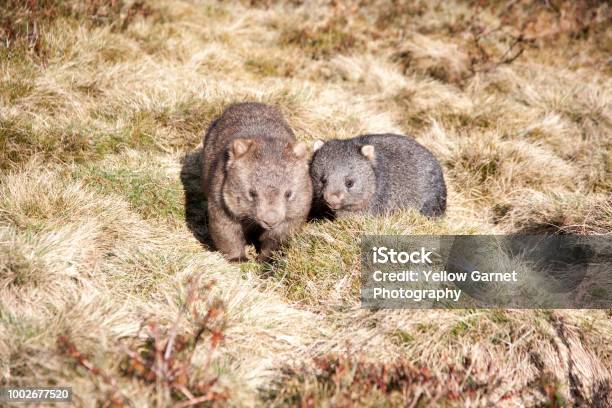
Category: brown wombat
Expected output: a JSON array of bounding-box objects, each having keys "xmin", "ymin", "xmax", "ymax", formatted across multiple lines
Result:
[{"xmin": 202, "ymin": 103, "xmax": 312, "ymax": 262}]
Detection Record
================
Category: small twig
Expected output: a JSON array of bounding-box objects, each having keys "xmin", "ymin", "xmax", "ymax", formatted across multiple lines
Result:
[
  {"xmin": 58, "ymin": 336, "xmax": 128, "ymax": 406},
  {"xmin": 164, "ymin": 310, "xmax": 183, "ymax": 362},
  {"xmin": 175, "ymin": 384, "xmax": 195, "ymax": 401},
  {"xmin": 172, "ymin": 392, "xmax": 220, "ymax": 408}
]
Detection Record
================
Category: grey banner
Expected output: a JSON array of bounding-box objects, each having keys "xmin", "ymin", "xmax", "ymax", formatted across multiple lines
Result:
[{"xmin": 361, "ymin": 235, "xmax": 611, "ymax": 309}]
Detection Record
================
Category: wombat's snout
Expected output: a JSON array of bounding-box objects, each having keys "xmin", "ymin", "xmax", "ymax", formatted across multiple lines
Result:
[
  {"xmin": 324, "ymin": 191, "xmax": 344, "ymax": 209},
  {"xmin": 258, "ymin": 209, "xmax": 283, "ymax": 229}
]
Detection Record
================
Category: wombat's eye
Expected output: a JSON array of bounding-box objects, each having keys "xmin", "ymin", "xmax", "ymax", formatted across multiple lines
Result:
[
  {"xmin": 345, "ymin": 178, "xmax": 354, "ymax": 188},
  {"xmin": 285, "ymin": 190, "xmax": 293, "ymax": 200},
  {"xmin": 249, "ymin": 189, "xmax": 258, "ymax": 199},
  {"xmin": 319, "ymin": 175, "xmax": 327, "ymax": 185}
]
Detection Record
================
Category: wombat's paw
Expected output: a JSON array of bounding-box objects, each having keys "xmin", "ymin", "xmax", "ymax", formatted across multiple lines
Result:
[
  {"xmin": 255, "ymin": 253, "xmax": 272, "ymax": 262},
  {"xmin": 227, "ymin": 254, "xmax": 249, "ymax": 263},
  {"xmin": 256, "ymin": 249, "xmax": 275, "ymax": 263}
]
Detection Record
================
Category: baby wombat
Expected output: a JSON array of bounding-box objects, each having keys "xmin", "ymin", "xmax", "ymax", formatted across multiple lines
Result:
[
  {"xmin": 202, "ymin": 102, "xmax": 312, "ymax": 262},
  {"xmin": 310, "ymin": 134, "xmax": 446, "ymax": 217}
]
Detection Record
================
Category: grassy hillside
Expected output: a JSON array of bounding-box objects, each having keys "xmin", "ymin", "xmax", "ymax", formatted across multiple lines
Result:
[{"xmin": 1, "ymin": 0, "xmax": 610, "ymax": 406}]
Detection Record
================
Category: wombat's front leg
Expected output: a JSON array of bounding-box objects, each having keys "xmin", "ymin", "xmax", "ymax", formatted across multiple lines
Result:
[
  {"xmin": 208, "ymin": 203, "xmax": 247, "ymax": 262},
  {"xmin": 257, "ymin": 222, "xmax": 296, "ymax": 262}
]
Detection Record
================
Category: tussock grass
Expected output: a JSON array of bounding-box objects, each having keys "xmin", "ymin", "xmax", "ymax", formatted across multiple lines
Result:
[{"xmin": 1, "ymin": 0, "xmax": 610, "ymax": 406}]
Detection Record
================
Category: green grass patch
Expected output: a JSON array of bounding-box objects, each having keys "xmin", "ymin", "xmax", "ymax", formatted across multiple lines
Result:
[
  {"xmin": 0, "ymin": 117, "xmax": 92, "ymax": 170},
  {"xmin": 73, "ymin": 155, "xmax": 183, "ymax": 222},
  {"xmin": 99, "ymin": 111, "xmax": 159, "ymax": 152},
  {"xmin": 393, "ymin": 329, "xmax": 415, "ymax": 345},
  {"xmin": 245, "ymin": 58, "xmax": 281, "ymax": 77},
  {"xmin": 451, "ymin": 320, "xmax": 469, "ymax": 337},
  {"xmin": 0, "ymin": 110, "xmax": 170, "ymax": 169},
  {"xmin": 147, "ymin": 97, "xmax": 221, "ymax": 147},
  {"xmin": 0, "ymin": 74, "xmax": 35, "ymax": 104}
]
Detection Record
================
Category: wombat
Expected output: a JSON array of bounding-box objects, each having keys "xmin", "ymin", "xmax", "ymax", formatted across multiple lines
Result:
[
  {"xmin": 202, "ymin": 102, "xmax": 312, "ymax": 262},
  {"xmin": 310, "ymin": 133, "xmax": 446, "ymax": 217}
]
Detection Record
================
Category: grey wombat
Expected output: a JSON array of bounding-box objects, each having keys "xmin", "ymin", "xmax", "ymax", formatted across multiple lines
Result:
[
  {"xmin": 310, "ymin": 134, "xmax": 446, "ymax": 217},
  {"xmin": 202, "ymin": 103, "xmax": 312, "ymax": 262}
]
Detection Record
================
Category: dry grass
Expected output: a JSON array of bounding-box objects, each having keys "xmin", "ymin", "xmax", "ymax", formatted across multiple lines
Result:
[{"xmin": 1, "ymin": 0, "xmax": 610, "ymax": 406}]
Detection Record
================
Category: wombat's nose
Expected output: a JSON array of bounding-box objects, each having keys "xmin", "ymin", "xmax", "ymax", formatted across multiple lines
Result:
[
  {"xmin": 324, "ymin": 192, "xmax": 344, "ymax": 209},
  {"xmin": 259, "ymin": 210, "xmax": 282, "ymax": 229}
]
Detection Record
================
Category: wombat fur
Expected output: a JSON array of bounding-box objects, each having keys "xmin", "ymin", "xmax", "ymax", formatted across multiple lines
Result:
[
  {"xmin": 202, "ymin": 102, "xmax": 312, "ymax": 262},
  {"xmin": 310, "ymin": 134, "xmax": 446, "ymax": 217}
]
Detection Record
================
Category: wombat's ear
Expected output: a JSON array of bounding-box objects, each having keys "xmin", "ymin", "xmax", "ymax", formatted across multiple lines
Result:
[
  {"xmin": 292, "ymin": 142, "xmax": 307, "ymax": 159},
  {"xmin": 361, "ymin": 145, "xmax": 376, "ymax": 162},
  {"xmin": 312, "ymin": 140, "xmax": 325, "ymax": 152},
  {"xmin": 229, "ymin": 139, "xmax": 253, "ymax": 161}
]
